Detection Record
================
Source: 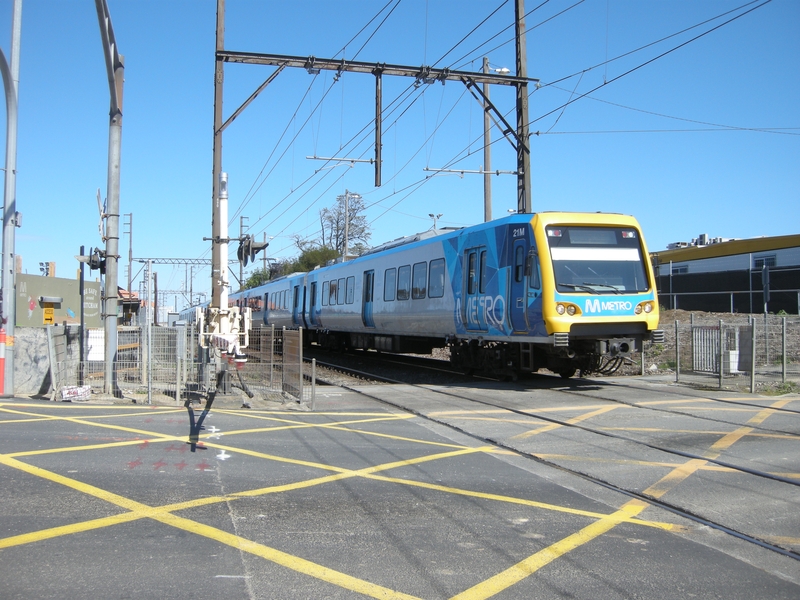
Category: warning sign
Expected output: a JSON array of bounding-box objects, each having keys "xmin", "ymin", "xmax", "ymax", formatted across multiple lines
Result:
[{"xmin": 43, "ymin": 303, "xmax": 54, "ymax": 325}]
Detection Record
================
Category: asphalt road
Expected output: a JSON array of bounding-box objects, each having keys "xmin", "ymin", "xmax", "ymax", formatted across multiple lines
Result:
[{"xmin": 0, "ymin": 381, "xmax": 798, "ymax": 599}]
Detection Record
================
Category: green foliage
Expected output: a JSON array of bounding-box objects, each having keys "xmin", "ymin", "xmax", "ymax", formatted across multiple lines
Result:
[
  {"xmin": 242, "ymin": 267, "xmax": 271, "ymax": 290},
  {"xmin": 294, "ymin": 246, "xmax": 340, "ymax": 272},
  {"xmin": 761, "ymin": 381, "xmax": 800, "ymax": 396}
]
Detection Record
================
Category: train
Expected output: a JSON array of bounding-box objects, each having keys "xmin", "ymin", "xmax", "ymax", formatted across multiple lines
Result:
[{"xmin": 219, "ymin": 211, "xmax": 664, "ymax": 379}]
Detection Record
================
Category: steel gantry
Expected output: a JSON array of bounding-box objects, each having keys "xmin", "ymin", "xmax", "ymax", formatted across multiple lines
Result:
[{"xmin": 206, "ymin": 0, "xmax": 537, "ymax": 390}]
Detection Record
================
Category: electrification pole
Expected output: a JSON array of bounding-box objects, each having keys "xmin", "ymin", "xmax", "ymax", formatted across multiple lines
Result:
[
  {"xmin": 0, "ymin": 0, "xmax": 21, "ymax": 397},
  {"xmin": 95, "ymin": 0, "xmax": 124, "ymax": 395},
  {"xmin": 515, "ymin": 0, "xmax": 531, "ymax": 214},
  {"xmin": 482, "ymin": 57, "xmax": 492, "ymax": 222}
]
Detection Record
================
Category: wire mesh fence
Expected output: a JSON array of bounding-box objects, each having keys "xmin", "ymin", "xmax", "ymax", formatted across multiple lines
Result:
[
  {"xmin": 641, "ymin": 315, "xmax": 800, "ymax": 393},
  {"xmin": 53, "ymin": 324, "xmax": 315, "ymax": 406}
]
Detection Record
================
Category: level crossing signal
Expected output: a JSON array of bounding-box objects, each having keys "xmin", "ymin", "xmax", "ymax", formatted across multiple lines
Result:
[
  {"xmin": 237, "ymin": 235, "xmax": 269, "ymax": 266},
  {"xmin": 75, "ymin": 248, "xmax": 107, "ymax": 274}
]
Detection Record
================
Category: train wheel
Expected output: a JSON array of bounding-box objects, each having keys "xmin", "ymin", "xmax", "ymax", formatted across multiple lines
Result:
[{"xmin": 559, "ymin": 367, "xmax": 576, "ymax": 379}]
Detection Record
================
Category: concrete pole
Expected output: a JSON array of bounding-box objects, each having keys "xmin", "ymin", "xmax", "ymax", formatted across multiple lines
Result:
[
  {"xmin": 0, "ymin": 0, "xmax": 21, "ymax": 397},
  {"xmin": 211, "ymin": 0, "xmax": 225, "ymax": 311},
  {"xmin": 95, "ymin": 0, "xmax": 124, "ymax": 395},
  {"xmin": 515, "ymin": 0, "xmax": 531, "ymax": 214},
  {"xmin": 343, "ymin": 190, "xmax": 349, "ymax": 261},
  {"xmin": 482, "ymin": 57, "xmax": 492, "ymax": 222}
]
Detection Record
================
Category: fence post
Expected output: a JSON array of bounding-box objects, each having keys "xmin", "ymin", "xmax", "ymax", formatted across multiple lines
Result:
[
  {"xmin": 270, "ymin": 324, "xmax": 275, "ymax": 388},
  {"xmin": 675, "ymin": 320, "xmax": 680, "ymax": 383},
  {"xmin": 281, "ymin": 326, "xmax": 286, "ymax": 391},
  {"xmin": 750, "ymin": 319, "xmax": 756, "ymax": 394},
  {"xmin": 718, "ymin": 319, "xmax": 724, "ymax": 389},
  {"xmin": 311, "ymin": 358, "xmax": 316, "ymax": 411},
  {"xmin": 782, "ymin": 317, "xmax": 787, "ymax": 384}
]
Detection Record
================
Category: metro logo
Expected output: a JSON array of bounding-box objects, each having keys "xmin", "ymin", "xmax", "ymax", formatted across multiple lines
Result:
[{"xmin": 584, "ymin": 299, "xmax": 633, "ymax": 314}]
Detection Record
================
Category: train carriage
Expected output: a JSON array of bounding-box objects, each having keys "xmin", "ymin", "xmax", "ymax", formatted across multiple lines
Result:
[{"xmin": 228, "ymin": 211, "xmax": 663, "ymax": 378}]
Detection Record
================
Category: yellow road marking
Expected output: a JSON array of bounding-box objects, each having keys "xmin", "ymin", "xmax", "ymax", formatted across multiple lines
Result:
[
  {"xmin": 512, "ymin": 405, "xmax": 620, "ymax": 440},
  {"xmin": 451, "ymin": 501, "xmax": 649, "ymax": 600},
  {"xmin": 0, "ymin": 454, "xmax": 422, "ymax": 599},
  {"xmin": 151, "ymin": 510, "xmax": 424, "ymax": 600},
  {"xmin": 364, "ymin": 473, "xmax": 677, "ymax": 531}
]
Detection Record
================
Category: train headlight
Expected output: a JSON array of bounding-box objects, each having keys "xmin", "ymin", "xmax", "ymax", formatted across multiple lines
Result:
[
  {"xmin": 566, "ymin": 304, "xmax": 577, "ymax": 316},
  {"xmin": 644, "ymin": 302, "xmax": 653, "ymax": 313},
  {"xmin": 635, "ymin": 304, "xmax": 643, "ymax": 315},
  {"xmin": 556, "ymin": 303, "xmax": 566, "ymax": 315}
]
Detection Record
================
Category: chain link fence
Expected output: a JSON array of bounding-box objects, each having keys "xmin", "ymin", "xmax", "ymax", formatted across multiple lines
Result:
[
  {"xmin": 51, "ymin": 324, "xmax": 315, "ymax": 406},
  {"xmin": 641, "ymin": 314, "xmax": 800, "ymax": 393}
]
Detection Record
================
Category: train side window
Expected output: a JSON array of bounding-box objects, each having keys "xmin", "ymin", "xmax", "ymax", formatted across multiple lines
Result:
[
  {"xmin": 346, "ymin": 276, "xmax": 355, "ymax": 304},
  {"xmin": 337, "ymin": 278, "xmax": 346, "ymax": 305},
  {"xmin": 412, "ymin": 262, "xmax": 427, "ymax": 299},
  {"xmin": 429, "ymin": 258, "xmax": 445, "ymax": 298},
  {"xmin": 293, "ymin": 286, "xmax": 299, "ymax": 309},
  {"xmin": 467, "ymin": 253, "xmax": 477, "ymax": 295},
  {"xmin": 329, "ymin": 280, "xmax": 337, "ymax": 305},
  {"xmin": 397, "ymin": 265, "xmax": 411, "ymax": 300},
  {"xmin": 310, "ymin": 282, "xmax": 317, "ymax": 310},
  {"xmin": 322, "ymin": 281, "xmax": 329, "ymax": 306},
  {"xmin": 527, "ymin": 252, "xmax": 541, "ymax": 290},
  {"xmin": 479, "ymin": 250, "xmax": 488, "ymax": 293},
  {"xmin": 384, "ymin": 268, "xmax": 396, "ymax": 301},
  {"xmin": 515, "ymin": 246, "xmax": 525, "ymax": 283}
]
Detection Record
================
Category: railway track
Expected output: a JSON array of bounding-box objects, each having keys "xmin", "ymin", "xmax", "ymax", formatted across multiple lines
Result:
[{"xmin": 305, "ymin": 349, "xmax": 800, "ymax": 562}]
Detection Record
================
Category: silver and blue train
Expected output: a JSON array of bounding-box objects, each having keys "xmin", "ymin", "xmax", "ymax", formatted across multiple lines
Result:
[{"xmin": 223, "ymin": 211, "xmax": 663, "ymax": 378}]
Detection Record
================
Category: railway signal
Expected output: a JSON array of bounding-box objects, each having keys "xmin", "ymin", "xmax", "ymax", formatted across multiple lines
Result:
[
  {"xmin": 75, "ymin": 247, "xmax": 107, "ymax": 274},
  {"xmin": 236, "ymin": 235, "xmax": 269, "ymax": 266}
]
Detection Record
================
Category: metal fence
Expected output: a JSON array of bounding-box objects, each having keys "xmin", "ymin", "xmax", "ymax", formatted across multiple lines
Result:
[
  {"xmin": 641, "ymin": 315, "xmax": 800, "ymax": 392},
  {"xmin": 52, "ymin": 324, "xmax": 315, "ymax": 407}
]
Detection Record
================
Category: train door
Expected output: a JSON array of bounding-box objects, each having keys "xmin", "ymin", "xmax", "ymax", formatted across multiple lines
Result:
[
  {"xmin": 462, "ymin": 248, "xmax": 487, "ymax": 331},
  {"xmin": 362, "ymin": 270, "xmax": 375, "ymax": 327},
  {"xmin": 292, "ymin": 284, "xmax": 305, "ymax": 327},
  {"xmin": 510, "ymin": 239, "xmax": 528, "ymax": 332},
  {"xmin": 308, "ymin": 281, "xmax": 318, "ymax": 327}
]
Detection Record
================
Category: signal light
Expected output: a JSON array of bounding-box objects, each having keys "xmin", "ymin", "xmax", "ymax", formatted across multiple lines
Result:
[
  {"xmin": 237, "ymin": 235, "xmax": 269, "ymax": 267},
  {"xmin": 621, "ymin": 231, "xmax": 637, "ymax": 239},
  {"xmin": 76, "ymin": 247, "xmax": 106, "ymax": 274}
]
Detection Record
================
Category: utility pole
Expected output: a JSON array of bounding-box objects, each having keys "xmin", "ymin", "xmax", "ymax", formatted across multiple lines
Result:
[
  {"xmin": 482, "ymin": 57, "xmax": 492, "ymax": 222},
  {"xmin": 124, "ymin": 213, "xmax": 132, "ymax": 294},
  {"xmin": 239, "ymin": 215, "xmax": 248, "ymax": 289},
  {"xmin": 0, "ymin": 0, "xmax": 21, "ymax": 397},
  {"xmin": 95, "ymin": 0, "xmax": 124, "ymax": 395},
  {"xmin": 338, "ymin": 189, "xmax": 361, "ymax": 261},
  {"xmin": 515, "ymin": 0, "xmax": 531, "ymax": 214}
]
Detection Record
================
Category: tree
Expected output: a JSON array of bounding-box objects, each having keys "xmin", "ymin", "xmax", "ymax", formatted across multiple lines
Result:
[
  {"xmin": 283, "ymin": 246, "xmax": 339, "ymax": 274},
  {"xmin": 320, "ymin": 191, "xmax": 371, "ymax": 256},
  {"xmin": 242, "ymin": 267, "xmax": 271, "ymax": 290}
]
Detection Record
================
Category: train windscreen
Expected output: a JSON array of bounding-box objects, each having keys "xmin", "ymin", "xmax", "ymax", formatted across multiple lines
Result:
[{"xmin": 545, "ymin": 226, "xmax": 649, "ymax": 294}]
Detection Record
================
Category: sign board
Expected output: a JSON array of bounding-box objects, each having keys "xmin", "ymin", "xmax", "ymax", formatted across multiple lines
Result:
[{"xmin": 43, "ymin": 303, "xmax": 54, "ymax": 325}]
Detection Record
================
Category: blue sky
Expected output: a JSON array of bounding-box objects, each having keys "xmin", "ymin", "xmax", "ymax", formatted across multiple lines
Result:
[{"xmin": 0, "ymin": 0, "xmax": 797, "ymax": 308}]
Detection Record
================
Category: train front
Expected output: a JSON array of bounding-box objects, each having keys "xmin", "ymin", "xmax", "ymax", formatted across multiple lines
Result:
[{"xmin": 533, "ymin": 212, "xmax": 664, "ymax": 377}]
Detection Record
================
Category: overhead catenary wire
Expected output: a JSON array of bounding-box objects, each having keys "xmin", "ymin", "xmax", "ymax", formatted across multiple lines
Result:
[{"xmin": 228, "ymin": 0, "xmax": 780, "ymax": 272}]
